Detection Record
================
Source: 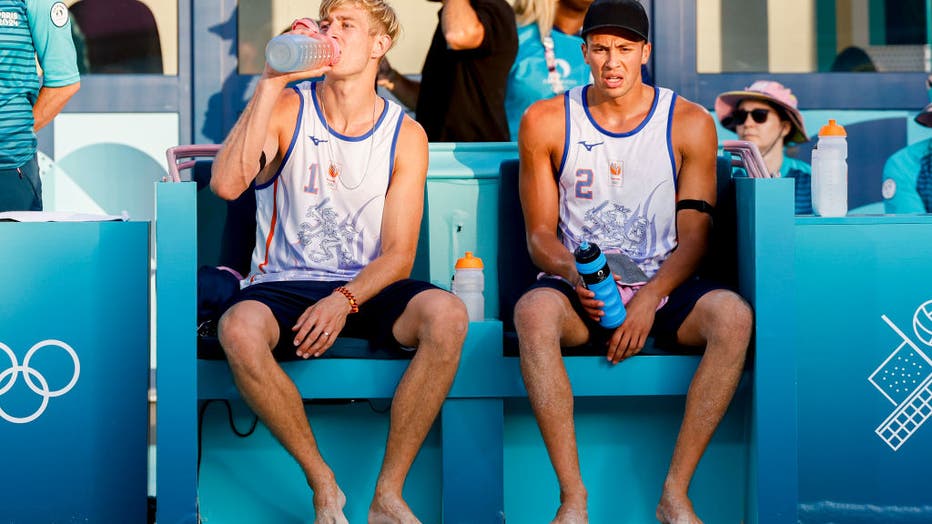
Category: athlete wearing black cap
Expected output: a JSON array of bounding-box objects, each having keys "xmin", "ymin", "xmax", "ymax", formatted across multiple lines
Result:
[{"xmin": 513, "ymin": 0, "xmax": 752, "ymax": 523}]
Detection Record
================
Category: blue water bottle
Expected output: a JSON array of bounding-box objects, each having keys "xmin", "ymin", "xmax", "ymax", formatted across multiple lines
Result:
[{"xmin": 574, "ymin": 241, "xmax": 626, "ymax": 329}]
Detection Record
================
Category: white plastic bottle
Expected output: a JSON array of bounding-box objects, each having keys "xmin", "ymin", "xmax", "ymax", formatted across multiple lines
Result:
[
  {"xmin": 265, "ymin": 33, "xmax": 341, "ymax": 73},
  {"xmin": 811, "ymin": 119, "xmax": 848, "ymax": 217},
  {"xmin": 452, "ymin": 252, "xmax": 484, "ymax": 321}
]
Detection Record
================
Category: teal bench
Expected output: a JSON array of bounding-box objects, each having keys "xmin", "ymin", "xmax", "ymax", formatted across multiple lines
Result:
[
  {"xmin": 155, "ymin": 144, "xmax": 752, "ymax": 523},
  {"xmin": 156, "ymin": 145, "xmax": 507, "ymax": 524}
]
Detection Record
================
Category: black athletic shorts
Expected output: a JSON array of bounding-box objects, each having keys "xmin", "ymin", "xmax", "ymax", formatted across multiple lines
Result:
[
  {"xmin": 527, "ymin": 275, "xmax": 727, "ymax": 352},
  {"xmin": 226, "ymin": 278, "xmax": 440, "ymax": 360}
]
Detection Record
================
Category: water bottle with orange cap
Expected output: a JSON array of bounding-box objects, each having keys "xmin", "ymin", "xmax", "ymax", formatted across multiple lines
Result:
[
  {"xmin": 452, "ymin": 252, "xmax": 484, "ymax": 321},
  {"xmin": 811, "ymin": 119, "xmax": 848, "ymax": 217}
]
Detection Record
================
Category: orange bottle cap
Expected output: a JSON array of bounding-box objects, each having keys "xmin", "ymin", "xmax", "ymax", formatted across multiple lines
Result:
[
  {"xmin": 819, "ymin": 119, "xmax": 847, "ymax": 137},
  {"xmin": 455, "ymin": 251, "xmax": 484, "ymax": 269}
]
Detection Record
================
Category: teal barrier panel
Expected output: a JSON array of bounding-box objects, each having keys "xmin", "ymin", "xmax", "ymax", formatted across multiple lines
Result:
[
  {"xmin": 737, "ymin": 178, "xmax": 932, "ymax": 522},
  {"xmin": 0, "ymin": 221, "xmax": 149, "ymax": 522},
  {"xmin": 737, "ymin": 177, "xmax": 799, "ymax": 524},
  {"xmin": 794, "ymin": 215, "xmax": 932, "ymax": 522},
  {"xmin": 156, "ymin": 182, "xmax": 199, "ymax": 524}
]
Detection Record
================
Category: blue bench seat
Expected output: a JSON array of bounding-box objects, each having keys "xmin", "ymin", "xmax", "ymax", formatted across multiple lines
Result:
[{"xmin": 155, "ymin": 145, "xmax": 747, "ymax": 524}]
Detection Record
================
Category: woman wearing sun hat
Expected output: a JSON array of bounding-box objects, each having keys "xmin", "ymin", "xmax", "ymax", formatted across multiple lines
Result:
[
  {"xmin": 882, "ymin": 76, "xmax": 932, "ymax": 214},
  {"xmin": 715, "ymin": 80, "xmax": 813, "ymax": 214}
]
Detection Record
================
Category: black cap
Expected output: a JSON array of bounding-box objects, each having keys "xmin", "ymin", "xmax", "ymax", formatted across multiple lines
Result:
[{"xmin": 581, "ymin": 0, "xmax": 649, "ymax": 42}]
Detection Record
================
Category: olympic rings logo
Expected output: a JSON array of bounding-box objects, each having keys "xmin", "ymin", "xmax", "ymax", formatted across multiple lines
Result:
[{"xmin": 0, "ymin": 340, "xmax": 80, "ymax": 424}]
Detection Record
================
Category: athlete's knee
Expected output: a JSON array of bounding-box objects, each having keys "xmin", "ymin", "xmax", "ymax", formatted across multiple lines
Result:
[
  {"xmin": 717, "ymin": 291, "xmax": 753, "ymax": 336},
  {"xmin": 514, "ymin": 288, "xmax": 565, "ymax": 334},
  {"xmin": 701, "ymin": 290, "xmax": 753, "ymax": 358},
  {"xmin": 217, "ymin": 303, "xmax": 275, "ymax": 361},
  {"xmin": 416, "ymin": 291, "xmax": 468, "ymax": 348}
]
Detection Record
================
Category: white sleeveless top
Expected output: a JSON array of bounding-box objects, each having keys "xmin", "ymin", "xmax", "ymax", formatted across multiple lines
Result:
[
  {"xmin": 245, "ymin": 81, "xmax": 406, "ymax": 286},
  {"xmin": 557, "ymin": 85, "xmax": 679, "ymax": 277}
]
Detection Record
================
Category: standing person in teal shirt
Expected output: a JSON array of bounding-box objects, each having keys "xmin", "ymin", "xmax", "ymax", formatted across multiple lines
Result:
[
  {"xmin": 0, "ymin": 0, "xmax": 80, "ymax": 212},
  {"xmin": 505, "ymin": 0, "xmax": 592, "ymax": 138},
  {"xmin": 715, "ymin": 80, "xmax": 813, "ymax": 214},
  {"xmin": 883, "ymin": 77, "xmax": 932, "ymax": 214}
]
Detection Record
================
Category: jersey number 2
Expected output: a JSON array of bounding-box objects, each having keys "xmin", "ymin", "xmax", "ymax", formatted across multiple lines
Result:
[{"xmin": 575, "ymin": 169, "xmax": 593, "ymax": 199}]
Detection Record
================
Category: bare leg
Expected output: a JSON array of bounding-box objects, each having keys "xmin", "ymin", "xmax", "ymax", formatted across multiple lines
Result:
[
  {"xmin": 218, "ymin": 301, "xmax": 347, "ymax": 524},
  {"xmin": 368, "ymin": 290, "xmax": 467, "ymax": 524},
  {"xmin": 515, "ymin": 288, "xmax": 591, "ymax": 524},
  {"xmin": 656, "ymin": 290, "xmax": 752, "ymax": 524}
]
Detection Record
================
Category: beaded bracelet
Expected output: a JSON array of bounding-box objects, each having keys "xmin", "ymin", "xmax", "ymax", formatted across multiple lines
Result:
[{"xmin": 334, "ymin": 286, "xmax": 359, "ymax": 314}]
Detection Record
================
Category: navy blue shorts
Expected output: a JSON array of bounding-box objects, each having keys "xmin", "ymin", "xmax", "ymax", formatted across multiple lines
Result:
[
  {"xmin": 527, "ymin": 275, "xmax": 727, "ymax": 352},
  {"xmin": 226, "ymin": 278, "xmax": 441, "ymax": 360},
  {"xmin": 0, "ymin": 156, "xmax": 41, "ymax": 212}
]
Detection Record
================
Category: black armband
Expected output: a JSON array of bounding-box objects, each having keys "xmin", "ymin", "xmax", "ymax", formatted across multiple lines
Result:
[{"xmin": 676, "ymin": 199, "xmax": 715, "ymax": 215}]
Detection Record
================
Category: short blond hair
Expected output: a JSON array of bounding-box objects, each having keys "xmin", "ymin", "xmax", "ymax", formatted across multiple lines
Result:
[{"xmin": 320, "ymin": 0, "xmax": 401, "ymax": 45}]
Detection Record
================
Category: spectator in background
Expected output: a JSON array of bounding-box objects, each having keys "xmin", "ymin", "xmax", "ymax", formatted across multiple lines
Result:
[
  {"xmin": 883, "ymin": 75, "xmax": 932, "ymax": 213},
  {"xmin": 0, "ymin": 0, "xmax": 81, "ymax": 212},
  {"xmin": 505, "ymin": 0, "xmax": 592, "ymax": 138},
  {"xmin": 378, "ymin": 0, "xmax": 517, "ymax": 141},
  {"xmin": 715, "ymin": 80, "xmax": 813, "ymax": 214}
]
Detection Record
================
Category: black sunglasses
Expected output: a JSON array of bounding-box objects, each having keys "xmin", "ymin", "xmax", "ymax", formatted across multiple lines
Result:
[{"xmin": 731, "ymin": 108, "xmax": 771, "ymax": 125}]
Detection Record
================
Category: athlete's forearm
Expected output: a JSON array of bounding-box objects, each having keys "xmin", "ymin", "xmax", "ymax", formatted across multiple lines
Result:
[
  {"xmin": 333, "ymin": 251, "xmax": 416, "ymax": 308},
  {"xmin": 641, "ymin": 217, "xmax": 708, "ymax": 298},
  {"xmin": 528, "ymin": 231, "xmax": 579, "ymax": 284},
  {"xmin": 212, "ymin": 78, "xmax": 286, "ymax": 200}
]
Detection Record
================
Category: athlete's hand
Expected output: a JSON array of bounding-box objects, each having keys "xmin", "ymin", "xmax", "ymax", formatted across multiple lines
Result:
[
  {"xmin": 606, "ymin": 288, "xmax": 662, "ymax": 364},
  {"xmin": 575, "ymin": 280, "xmax": 604, "ymax": 323},
  {"xmin": 261, "ymin": 18, "xmax": 332, "ymax": 83},
  {"xmin": 291, "ymin": 291, "xmax": 351, "ymax": 358}
]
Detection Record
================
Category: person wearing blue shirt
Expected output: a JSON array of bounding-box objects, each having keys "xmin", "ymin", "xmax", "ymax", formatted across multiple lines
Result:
[
  {"xmin": 505, "ymin": 0, "xmax": 592, "ymax": 138},
  {"xmin": 883, "ymin": 78, "xmax": 932, "ymax": 214},
  {"xmin": 0, "ymin": 0, "xmax": 80, "ymax": 212},
  {"xmin": 715, "ymin": 80, "xmax": 813, "ymax": 214}
]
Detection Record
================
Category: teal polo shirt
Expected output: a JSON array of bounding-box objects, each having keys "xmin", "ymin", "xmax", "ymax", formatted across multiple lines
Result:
[{"xmin": 0, "ymin": 0, "xmax": 80, "ymax": 169}]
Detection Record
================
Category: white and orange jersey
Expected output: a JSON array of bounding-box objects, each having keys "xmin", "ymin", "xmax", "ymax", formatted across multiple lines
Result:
[
  {"xmin": 557, "ymin": 84, "xmax": 679, "ymax": 278},
  {"xmin": 244, "ymin": 81, "xmax": 406, "ymax": 286}
]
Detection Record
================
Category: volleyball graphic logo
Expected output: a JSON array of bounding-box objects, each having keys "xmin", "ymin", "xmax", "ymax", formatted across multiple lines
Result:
[
  {"xmin": 913, "ymin": 300, "xmax": 932, "ymax": 346},
  {"xmin": 869, "ymin": 301, "xmax": 932, "ymax": 451}
]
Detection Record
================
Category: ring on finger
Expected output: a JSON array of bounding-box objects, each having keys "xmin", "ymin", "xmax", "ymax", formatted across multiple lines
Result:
[{"xmin": 322, "ymin": 331, "xmax": 330, "ymax": 337}]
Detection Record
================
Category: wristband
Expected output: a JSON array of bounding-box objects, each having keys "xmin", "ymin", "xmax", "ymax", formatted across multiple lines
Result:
[{"xmin": 334, "ymin": 286, "xmax": 359, "ymax": 314}]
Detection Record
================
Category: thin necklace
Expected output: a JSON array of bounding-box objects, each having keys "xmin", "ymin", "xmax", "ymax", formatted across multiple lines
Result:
[{"xmin": 317, "ymin": 86, "xmax": 379, "ymax": 191}]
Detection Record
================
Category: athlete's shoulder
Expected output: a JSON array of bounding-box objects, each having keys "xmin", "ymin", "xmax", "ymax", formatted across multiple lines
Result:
[
  {"xmin": 523, "ymin": 94, "xmax": 567, "ymax": 131},
  {"xmin": 398, "ymin": 112, "xmax": 428, "ymax": 145},
  {"xmin": 670, "ymin": 93, "xmax": 714, "ymax": 125}
]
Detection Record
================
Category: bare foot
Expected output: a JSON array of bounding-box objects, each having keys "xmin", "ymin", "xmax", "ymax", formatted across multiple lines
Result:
[
  {"xmin": 551, "ymin": 502, "xmax": 588, "ymax": 524},
  {"xmin": 368, "ymin": 492, "xmax": 422, "ymax": 524},
  {"xmin": 656, "ymin": 491, "xmax": 703, "ymax": 524},
  {"xmin": 313, "ymin": 487, "xmax": 348, "ymax": 524}
]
